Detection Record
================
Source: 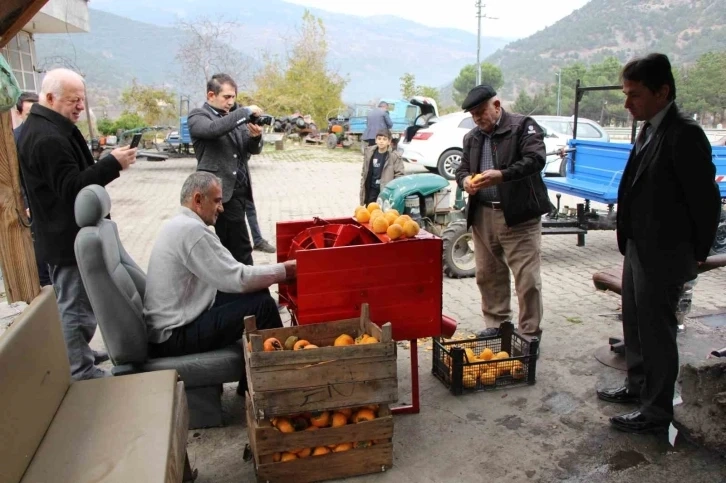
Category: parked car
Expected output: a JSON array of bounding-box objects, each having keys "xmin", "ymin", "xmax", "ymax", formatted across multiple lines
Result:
[
  {"xmin": 398, "ymin": 112, "xmax": 581, "ymax": 179},
  {"xmin": 532, "ymin": 116, "xmax": 610, "ymax": 176},
  {"xmin": 714, "ymin": 135, "xmax": 726, "ymax": 146}
]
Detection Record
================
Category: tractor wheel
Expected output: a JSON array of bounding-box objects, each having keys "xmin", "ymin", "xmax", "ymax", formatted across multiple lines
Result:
[
  {"xmin": 711, "ymin": 208, "xmax": 726, "ymax": 255},
  {"xmin": 326, "ymin": 133, "xmax": 338, "ymax": 149},
  {"xmin": 442, "ymin": 219, "xmax": 476, "ymax": 278}
]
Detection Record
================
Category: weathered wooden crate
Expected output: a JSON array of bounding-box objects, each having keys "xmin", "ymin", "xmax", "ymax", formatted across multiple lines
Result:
[
  {"xmin": 244, "ymin": 305, "xmax": 398, "ymax": 420},
  {"xmin": 246, "ymin": 396, "xmax": 393, "ymax": 483}
]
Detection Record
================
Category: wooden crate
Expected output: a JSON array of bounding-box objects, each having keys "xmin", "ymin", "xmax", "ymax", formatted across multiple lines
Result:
[
  {"xmin": 244, "ymin": 305, "xmax": 398, "ymax": 420},
  {"xmin": 246, "ymin": 396, "xmax": 394, "ymax": 483}
]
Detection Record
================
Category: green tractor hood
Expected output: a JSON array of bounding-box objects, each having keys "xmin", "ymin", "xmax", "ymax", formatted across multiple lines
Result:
[{"xmin": 378, "ymin": 173, "xmax": 450, "ymax": 213}]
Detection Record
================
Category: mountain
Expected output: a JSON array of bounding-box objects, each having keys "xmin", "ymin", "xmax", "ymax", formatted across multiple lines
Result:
[
  {"xmin": 483, "ymin": 0, "xmax": 726, "ymax": 97},
  {"xmin": 34, "ymin": 3, "xmax": 513, "ymax": 107}
]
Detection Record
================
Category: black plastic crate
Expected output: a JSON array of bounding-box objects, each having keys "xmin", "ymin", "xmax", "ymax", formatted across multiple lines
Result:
[{"xmin": 432, "ymin": 322, "xmax": 539, "ymax": 394}]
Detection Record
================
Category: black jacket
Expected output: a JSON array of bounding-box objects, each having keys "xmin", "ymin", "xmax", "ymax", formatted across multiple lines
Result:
[
  {"xmin": 617, "ymin": 104, "xmax": 721, "ymax": 284},
  {"xmin": 456, "ymin": 109, "xmax": 550, "ymax": 227},
  {"xmin": 188, "ymin": 103, "xmax": 263, "ymax": 203},
  {"xmin": 18, "ymin": 104, "xmax": 123, "ymax": 266}
]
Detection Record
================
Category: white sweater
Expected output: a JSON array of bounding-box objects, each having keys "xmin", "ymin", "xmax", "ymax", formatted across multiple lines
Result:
[{"xmin": 144, "ymin": 207, "xmax": 286, "ymax": 343}]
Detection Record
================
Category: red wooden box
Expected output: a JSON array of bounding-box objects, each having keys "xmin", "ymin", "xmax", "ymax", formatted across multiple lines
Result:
[{"xmin": 276, "ymin": 217, "xmax": 444, "ymax": 341}]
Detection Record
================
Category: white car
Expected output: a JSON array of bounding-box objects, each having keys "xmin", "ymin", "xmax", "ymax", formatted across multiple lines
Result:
[{"xmin": 398, "ymin": 112, "xmax": 566, "ymax": 179}]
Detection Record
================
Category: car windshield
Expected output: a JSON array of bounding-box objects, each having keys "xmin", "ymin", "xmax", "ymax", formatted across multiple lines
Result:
[{"xmin": 537, "ymin": 120, "xmax": 570, "ymax": 135}]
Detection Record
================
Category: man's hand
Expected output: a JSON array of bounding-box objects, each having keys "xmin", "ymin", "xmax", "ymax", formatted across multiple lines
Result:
[
  {"xmin": 463, "ymin": 176, "xmax": 478, "ymax": 195},
  {"xmin": 283, "ymin": 260, "xmax": 297, "ymax": 282},
  {"xmin": 246, "ymin": 105, "xmax": 264, "ymax": 116},
  {"xmin": 110, "ymin": 146, "xmax": 138, "ymax": 170},
  {"xmin": 247, "ymin": 123, "xmax": 263, "ymax": 138},
  {"xmin": 475, "ymin": 170, "xmax": 503, "ymax": 189}
]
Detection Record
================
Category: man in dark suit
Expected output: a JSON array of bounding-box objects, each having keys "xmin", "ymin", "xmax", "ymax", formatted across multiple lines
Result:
[
  {"xmin": 597, "ymin": 53, "xmax": 721, "ymax": 434},
  {"xmin": 362, "ymin": 101, "xmax": 393, "ymax": 147},
  {"xmin": 188, "ymin": 73, "xmax": 265, "ymax": 266}
]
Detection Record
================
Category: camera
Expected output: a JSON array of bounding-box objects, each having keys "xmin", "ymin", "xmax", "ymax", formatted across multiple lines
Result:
[{"xmin": 250, "ymin": 114, "xmax": 274, "ymax": 126}]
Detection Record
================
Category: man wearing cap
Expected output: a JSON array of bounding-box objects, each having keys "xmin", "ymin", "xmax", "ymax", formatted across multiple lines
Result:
[{"xmin": 455, "ymin": 85, "xmax": 550, "ymax": 341}]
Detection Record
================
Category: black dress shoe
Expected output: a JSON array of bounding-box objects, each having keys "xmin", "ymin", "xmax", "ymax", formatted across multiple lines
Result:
[
  {"xmin": 597, "ymin": 386, "xmax": 640, "ymax": 404},
  {"xmin": 93, "ymin": 349, "xmax": 110, "ymax": 365},
  {"xmin": 610, "ymin": 410, "xmax": 669, "ymax": 434}
]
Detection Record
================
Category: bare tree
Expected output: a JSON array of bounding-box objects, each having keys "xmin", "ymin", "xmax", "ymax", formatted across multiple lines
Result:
[{"xmin": 174, "ymin": 17, "xmax": 253, "ymax": 97}]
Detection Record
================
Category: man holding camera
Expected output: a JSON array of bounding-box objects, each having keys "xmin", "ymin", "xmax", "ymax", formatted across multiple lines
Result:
[{"xmin": 188, "ymin": 73, "xmax": 266, "ymax": 265}]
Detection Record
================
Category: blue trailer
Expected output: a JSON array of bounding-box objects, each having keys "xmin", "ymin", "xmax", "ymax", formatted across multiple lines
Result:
[{"xmin": 347, "ymin": 97, "xmax": 438, "ymax": 145}]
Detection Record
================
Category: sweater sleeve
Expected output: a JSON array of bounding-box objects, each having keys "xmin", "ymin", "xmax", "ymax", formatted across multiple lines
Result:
[{"xmin": 185, "ymin": 230, "xmax": 287, "ymax": 293}]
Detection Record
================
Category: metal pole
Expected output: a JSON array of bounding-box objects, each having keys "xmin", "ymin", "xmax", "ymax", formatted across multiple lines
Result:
[
  {"xmin": 476, "ymin": 0, "xmax": 482, "ymax": 85},
  {"xmin": 556, "ymin": 71, "xmax": 562, "ymax": 116}
]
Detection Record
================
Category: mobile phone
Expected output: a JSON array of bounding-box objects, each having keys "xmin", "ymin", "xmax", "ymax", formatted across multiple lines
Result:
[{"xmin": 130, "ymin": 133, "xmax": 142, "ymax": 149}]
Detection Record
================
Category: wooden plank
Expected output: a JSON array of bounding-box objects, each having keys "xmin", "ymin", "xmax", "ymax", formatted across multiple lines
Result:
[
  {"xmin": 250, "ymin": 356, "xmax": 397, "ymax": 392},
  {"xmin": 0, "ymin": 0, "xmax": 49, "ymax": 49},
  {"xmin": 254, "ymin": 417, "xmax": 393, "ymax": 455},
  {"xmin": 247, "ymin": 318, "xmax": 361, "ymax": 346},
  {"xmin": 256, "ymin": 443, "xmax": 393, "ymax": 483},
  {"xmin": 248, "ymin": 342, "xmax": 394, "ymax": 369},
  {"xmin": 253, "ymin": 378, "xmax": 398, "ymax": 419},
  {"xmin": 165, "ymin": 381, "xmax": 189, "ymax": 483},
  {"xmin": 0, "ymin": 111, "xmax": 39, "ymax": 303}
]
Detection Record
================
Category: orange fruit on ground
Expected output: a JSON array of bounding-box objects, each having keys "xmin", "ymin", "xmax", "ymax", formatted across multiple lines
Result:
[
  {"xmin": 371, "ymin": 216, "xmax": 389, "ymax": 234},
  {"xmin": 331, "ymin": 412, "xmax": 348, "ymax": 427},
  {"xmin": 478, "ymin": 347, "xmax": 494, "ymax": 360},
  {"xmin": 293, "ymin": 339, "xmax": 311, "ymax": 350},
  {"xmin": 355, "ymin": 209, "xmax": 371, "ymax": 223},
  {"xmin": 333, "ymin": 442, "xmax": 353, "ymax": 452},
  {"xmin": 312, "ymin": 446, "xmax": 331, "ymax": 456},
  {"xmin": 367, "ymin": 202, "xmax": 381, "ymax": 213},
  {"xmin": 384, "ymin": 211, "xmax": 399, "ymax": 224},
  {"xmin": 352, "ymin": 408, "xmax": 376, "ymax": 423},
  {"xmin": 310, "ymin": 411, "xmax": 331, "ymax": 428},
  {"xmin": 303, "ymin": 344, "xmax": 319, "ymax": 349},
  {"xmin": 386, "ymin": 223, "xmax": 403, "ymax": 240},
  {"xmin": 334, "ymin": 334, "xmax": 355, "ymax": 346},
  {"xmin": 263, "ymin": 337, "xmax": 283, "ymax": 351},
  {"xmin": 280, "ymin": 452, "xmax": 297, "ymax": 462},
  {"xmin": 402, "ymin": 220, "xmax": 420, "ymax": 238}
]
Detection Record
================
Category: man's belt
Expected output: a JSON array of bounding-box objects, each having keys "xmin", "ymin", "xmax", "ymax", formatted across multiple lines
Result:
[{"xmin": 481, "ymin": 201, "xmax": 502, "ymax": 210}]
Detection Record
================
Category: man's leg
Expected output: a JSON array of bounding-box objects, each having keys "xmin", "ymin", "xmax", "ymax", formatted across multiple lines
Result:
[
  {"xmin": 152, "ymin": 290, "xmax": 282, "ymax": 356},
  {"xmin": 621, "ymin": 242, "xmax": 644, "ymax": 395},
  {"xmin": 471, "ymin": 206, "xmax": 512, "ymax": 330},
  {"xmin": 31, "ymin": 227, "xmax": 51, "ymax": 286},
  {"xmin": 50, "ymin": 264, "xmax": 106, "ymax": 380},
  {"xmin": 246, "ymin": 199, "xmax": 276, "ymax": 253},
  {"xmin": 500, "ymin": 217, "xmax": 543, "ymax": 337},
  {"xmin": 628, "ymin": 245, "xmax": 681, "ymax": 423},
  {"xmin": 215, "ymin": 190, "xmax": 254, "ymax": 266}
]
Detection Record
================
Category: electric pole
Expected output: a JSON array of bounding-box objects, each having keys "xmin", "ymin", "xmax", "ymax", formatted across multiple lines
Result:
[{"xmin": 475, "ymin": 1, "xmax": 498, "ymax": 85}]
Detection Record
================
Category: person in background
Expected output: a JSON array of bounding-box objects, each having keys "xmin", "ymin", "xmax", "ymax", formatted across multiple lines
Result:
[
  {"xmin": 362, "ymin": 101, "xmax": 393, "ymax": 147},
  {"xmin": 360, "ymin": 129, "xmax": 404, "ymax": 205}
]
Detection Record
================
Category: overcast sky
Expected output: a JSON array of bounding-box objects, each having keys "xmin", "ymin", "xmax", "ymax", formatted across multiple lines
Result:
[{"xmin": 285, "ymin": 0, "xmax": 591, "ymax": 38}]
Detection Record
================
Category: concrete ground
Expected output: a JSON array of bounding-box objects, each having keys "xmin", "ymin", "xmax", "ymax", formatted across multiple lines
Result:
[{"xmin": 24, "ymin": 144, "xmax": 726, "ymax": 482}]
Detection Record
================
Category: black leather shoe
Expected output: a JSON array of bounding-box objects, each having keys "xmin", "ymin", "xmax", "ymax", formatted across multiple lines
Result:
[
  {"xmin": 597, "ymin": 386, "xmax": 640, "ymax": 404},
  {"xmin": 610, "ymin": 410, "xmax": 669, "ymax": 434},
  {"xmin": 93, "ymin": 349, "xmax": 109, "ymax": 365}
]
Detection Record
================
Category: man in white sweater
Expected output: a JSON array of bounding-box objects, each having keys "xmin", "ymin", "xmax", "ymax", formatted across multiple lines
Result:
[{"xmin": 144, "ymin": 172, "xmax": 295, "ymax": 387}]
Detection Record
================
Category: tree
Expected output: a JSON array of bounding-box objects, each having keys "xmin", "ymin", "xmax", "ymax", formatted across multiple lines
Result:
[
  {"xmin": 251, "ymin": 11, "xmax": 347, "ymax": 127},
  {"xmin": 174, "ymin": 17, "xmax": 253, "ymax": 96},
  {"xmin": 400, "ymin": 73, "xmax": 417, "ymax": 99},
  {"xmin": 677, "ymin": 51, "xmax": 726, "ymax": 125},
  {"xmin": 453, "ymin": 63, "xmax": 504, "ymax": 105},
  {"xmin": 96, "ymin": 118, "xmax": 116, "ymax": 136},
  {"xmin": 417, "ymin": 86, "xmax": 440, "ymax": 104},
  {"xmin": 120, "ymin": 80, "xmax": 177, "ymax": 126},
  {"xmin": 113, "ymin": 112, "xmax": 148, "ymax": 132}
]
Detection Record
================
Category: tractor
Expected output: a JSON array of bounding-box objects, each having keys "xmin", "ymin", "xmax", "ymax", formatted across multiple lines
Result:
[{"xmin": 376, "ymin": 173, "xmax": 474, "ymax": 278}]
